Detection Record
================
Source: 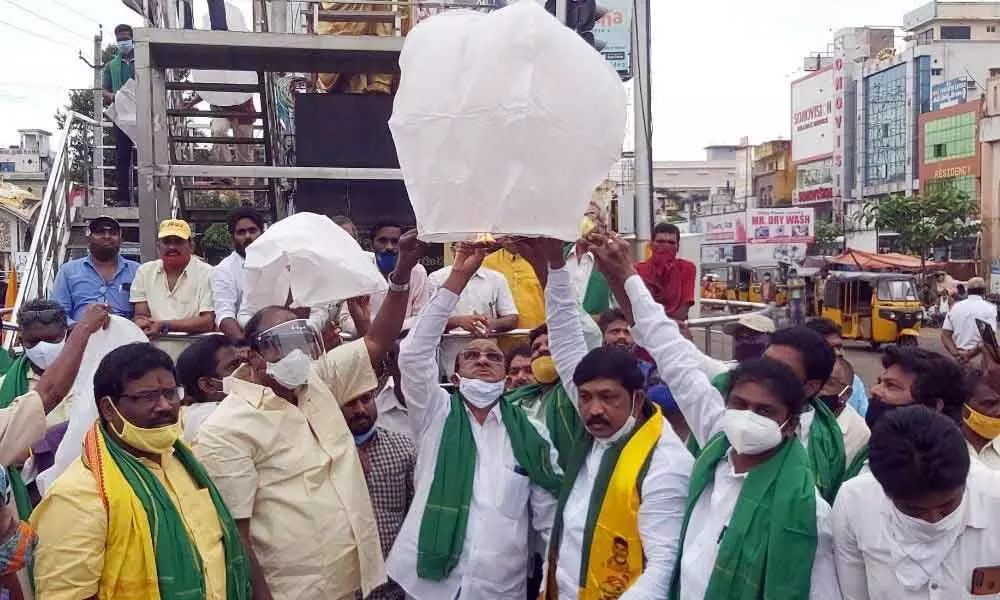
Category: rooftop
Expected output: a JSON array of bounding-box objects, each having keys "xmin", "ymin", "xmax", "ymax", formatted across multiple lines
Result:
[{"xmin": 904, "ymin": 1, "xmax": 1000, "ymax": 31}]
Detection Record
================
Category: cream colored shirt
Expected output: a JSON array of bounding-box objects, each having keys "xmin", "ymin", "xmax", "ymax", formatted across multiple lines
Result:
[
  {"xmin": 194, "ymin": 339, "xmax": 386, "ymax": 600},
  {"xmin": 837, "ymin": 404, "xmax": 870, "ymax": 467},
  {"xmin": 130, "ymin": 258, "xmax": 215, "ymax": 321},
  {"xmin": 968, "ymin": 438, "xmax": 1000, "ymax": 470},
  {"xmin": 0, "ymin": 390, "xmax": 47, "ymax": 465},
  {"xmin": 30, "ymin": 449, "xmax": 227, "ymax": 600},
  {"xmin": 0, "ymin": 368, "xmax": 75, "ymax": 428}
]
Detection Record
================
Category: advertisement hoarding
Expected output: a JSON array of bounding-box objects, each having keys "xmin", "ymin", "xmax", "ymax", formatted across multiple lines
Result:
[
  {"xmin": 931, "ymin": 79, "xmax": 968, "ymax": 111},
  {"xmin": 794, "ymin": 158, "xmax": 834, "ymax": 204},
  {"xmin": 593, "ymin": 0, "xmax": 633, "ymax": 79},
  {"xmin": 748, "ymin": 207, "xmax": 815, "ymax": 244},
  {"xmin": 694, "ymin": 213, "xmax": 747, "ymax": 243},
  {"xmin": 747, "ymin": 243, "xmax": 808, "ymax": 265},
  {"xmin": 791, "ymin": 67, "xmax": 835, "ymax": 162}
]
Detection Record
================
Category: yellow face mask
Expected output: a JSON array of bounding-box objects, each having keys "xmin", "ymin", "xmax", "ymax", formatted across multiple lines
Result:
[
  {"xmin": 964, "ymin": 404, "xmax": 1000, "ymax": 441},
  {"xmin": 108, "ymin": 401, "xmax": 182, "ymax": 454},
  {"xmin": 531, "ymin": 356, "xmax": 559, "ymax": 385}
]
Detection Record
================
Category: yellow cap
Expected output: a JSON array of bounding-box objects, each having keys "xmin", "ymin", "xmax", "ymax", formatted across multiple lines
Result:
[{"xmin": 158, "ymin": 219, "xmax": 192, "ymax": 240}]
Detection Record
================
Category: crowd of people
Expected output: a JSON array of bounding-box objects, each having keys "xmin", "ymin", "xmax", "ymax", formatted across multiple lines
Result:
[{"xmin": 0, "ymin": 202, "xmax": 999, "ymax": 600}]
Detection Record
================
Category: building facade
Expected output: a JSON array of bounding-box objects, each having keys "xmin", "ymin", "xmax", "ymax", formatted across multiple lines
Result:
[
  {"xmin": 752, "ymin": 140, "xmax": 793, "ymax": 208},
  {"xmin": 851, "ymin": 1, "xmax": 1000, "ymax": 253},
  {"xmin": 0, "ymin": 129, "xmax": 52, "ymax": 201}
]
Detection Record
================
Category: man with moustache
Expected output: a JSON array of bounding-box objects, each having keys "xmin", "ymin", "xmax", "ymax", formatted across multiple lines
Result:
[
  {"xmin": 341, "ymin": 381, "xmax": 416, "ymax": 600},
  {"xmin": 212, "ymin": 208, "xmax": 264, "ymax": 340},
  {"xmin": 52, "ymin": 215, "xmax": 140, "ymax": 322},
  {"xmin": 131, "ymin": 219, "xmax": 215, "ymax": 340}
]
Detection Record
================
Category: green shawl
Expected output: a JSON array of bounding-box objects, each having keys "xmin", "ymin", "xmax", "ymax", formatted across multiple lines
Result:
[
  {"xmin": 416, "ymin": 393, "xmax": 563, "ymax": 580},
  {"xmin": 563, "ymin": 244, "xmax": 611, "ymax": 315},
  {"xmin": 711, "ymin": 371, "xmax": 846, "ymax": 502},
  {"xmin": 669, "ymin": 433, "xmax": 817, "ymax": 600},
  {"xmin": 101, "ymin": 423, "xmax": 252, "ymax": 600},
  {"xmin": 546, "ymin": 402, "xmax": 659, "ymax": 588},
  {"xmin": 0, "ymin": 356, "xmax": 36, "ymax": 520},
  {"xmin": 844, "ymin": 445, "xmax": 868, "ymax": 480},
  {"xmin": 505, "ymin": 382, "xmax": 584, "ymax": 470},
  {"xmin": 106, "ymin": 54, "xmax": 125, "ymax": 92}
]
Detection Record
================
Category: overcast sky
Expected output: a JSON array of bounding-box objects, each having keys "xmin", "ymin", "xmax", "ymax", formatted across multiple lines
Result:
[{"xmin": 0, "ymin": 0, "xmax": 930, "ymax": 160}]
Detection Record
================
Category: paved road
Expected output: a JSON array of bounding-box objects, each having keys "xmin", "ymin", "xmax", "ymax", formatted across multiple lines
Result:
[{"xmin": 691, "ymin": 321, "xmax": 950, "ymax": 393}]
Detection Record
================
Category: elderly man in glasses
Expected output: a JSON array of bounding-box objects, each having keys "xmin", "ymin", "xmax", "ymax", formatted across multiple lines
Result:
[
  {"xmin": 31, "ymin": 342, "xmax": 252, "ymax": 600},
  {"xmin": 385, "ymin": 242, "xmax": 562, "ymax": 600},
  {"xmin": 815, "ymin": 356, "xmax": 869, "ymax": 468},
  {"xmin": 193, "ymin": 231, "xmax": 424, "ymax": 600}
]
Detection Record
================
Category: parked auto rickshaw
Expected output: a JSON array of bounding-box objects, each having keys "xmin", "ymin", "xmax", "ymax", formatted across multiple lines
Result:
[
  {"xmin": 821, "ymin": 272, "xmax": 921, "ymax": 347},
  {"xmin": 700, "ymin": 263, "xmax": 740, "ymax": 300}
]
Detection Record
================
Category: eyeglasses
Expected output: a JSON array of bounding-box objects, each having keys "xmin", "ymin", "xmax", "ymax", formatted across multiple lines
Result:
[
  {"xmin": 118, "ymin": 386, "xmax": 185, "ymax": 407},
  {"xmin": 460, "ymin": 349, "xmax": 505, "ymax": 364}
]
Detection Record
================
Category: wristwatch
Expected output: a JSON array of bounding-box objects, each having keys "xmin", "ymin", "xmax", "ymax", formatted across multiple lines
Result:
[
  {"xmin": 388, "ymin": 272, "xmax": 410, "ymax": 293},
  {"xmin": 161, "ymin": 321, "xmax": 172, "ymax": 334}
]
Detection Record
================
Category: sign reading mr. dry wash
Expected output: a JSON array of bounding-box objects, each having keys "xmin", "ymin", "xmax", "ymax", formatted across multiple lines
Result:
[{"xmin": 748, "ymin": 208, "xmax": 815, "ymax": 244}]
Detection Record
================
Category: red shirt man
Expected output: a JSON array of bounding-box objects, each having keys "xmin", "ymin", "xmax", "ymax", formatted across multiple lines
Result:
[{"xmin": 636, "ymin": 222, "xmax": 696, "ymax": 323}]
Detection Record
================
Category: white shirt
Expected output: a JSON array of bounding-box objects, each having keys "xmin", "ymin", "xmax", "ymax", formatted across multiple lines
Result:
[
  {"xmin": 564, "ymin": 248, "xmax": 595, "ymax": 304},
  {"xmin": 625, "ymin": 274, "xmax": 841, "ymax": 600},
  {"xmin": 545, "ymin": 266, "xmax": 693, "ymax": 600},
  {"xmin": 837, "ymin": 405, "xmax": 870, "ymax": 467},
  {"xmin": 968, "ymin": 438, "xmax": 1000, "ymax": 470},
  {"xmin": 374, "ymin": 378, "xmax": 412, "ymax": 443},
  {"xmin": 943, "ymin": 294, "xmax": 998, "ymax": 350},
  {"xmin": 832, "ymin": 465, "xmax": 1000, "ymax": 600},
  {"xmin": 211, "ymin": 251, "xmax": 246, "ymax": 328},
  {"xmin": 338, "ymin": 263, "xmax": 430, "ymax": 336},
  {"xmin": 387, "ymin": 287, "xmax": 558, "ymax": 600},
  {"xmin": 426, "ymin": 266, "xmax": 518, "ymax": 377}
]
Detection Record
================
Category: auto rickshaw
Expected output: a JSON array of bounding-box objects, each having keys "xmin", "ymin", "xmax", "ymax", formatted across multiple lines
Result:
[
  {"xmin": 821, "ymin": 271, "xmax": 922, "ymax": 347},
  {"xmin": 700, "ymin": 263, "xmax": 739, "ymax": 300},
  {"xmin": 739, "ymin": 262, "xmax": 786, "ymax": 306}
]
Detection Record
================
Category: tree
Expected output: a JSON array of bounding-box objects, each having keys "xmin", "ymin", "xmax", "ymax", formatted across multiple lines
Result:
[
  {"xmin": 857, "ymin": 187, "xmax": 980, "ymax": 274},
  {"xmin": 54, "ymin": 44, "xmax": 118, "ymax": 186},
  {"xmin": 813, "ymin": 218, "xmax": 843, "ymax": 246}
]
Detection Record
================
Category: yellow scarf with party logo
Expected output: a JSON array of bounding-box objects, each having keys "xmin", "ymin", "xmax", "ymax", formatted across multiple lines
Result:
[{"xmin": 546, "ymin": 403, "xmax": 662, "ymax": 599}]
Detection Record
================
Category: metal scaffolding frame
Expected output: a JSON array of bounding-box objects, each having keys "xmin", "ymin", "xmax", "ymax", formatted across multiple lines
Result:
[{"xmin": 132, "ymin": 26, "xmax": 404, "ymax": 260}]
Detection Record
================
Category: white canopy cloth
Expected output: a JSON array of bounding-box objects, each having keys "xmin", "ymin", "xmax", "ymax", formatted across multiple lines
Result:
[
  {"xmin": 36, "ymin": 316, "xmax": 149, "ymax": 496},
  {"xmin": 242, "ymin": 212, "xmax": 389, "ymax": 317},
  {"xmin": 389, "ymin": 0, "xmax": 627, "ymax": 243},
  {"xmin": 104, "ymin": 79, "xmax": 138, "ymax": 144},
  {"xmin": 189, "ymin": 2, "xmax": 256, "ymax": 107}
]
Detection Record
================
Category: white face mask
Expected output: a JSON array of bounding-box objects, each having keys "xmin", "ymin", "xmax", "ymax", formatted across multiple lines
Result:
[
  {"xmin": 24, "ymin": 338, "xmax": 65, "ymax": 370},
  {"xmin": 593, "ymin": 394, "xmax": 638, "ymax": 446},
  {"xmin": 458, "ymin": 376, "xmax": 505, "ymax": 409},
  {"xmin": 887, "ymin": 495, "xmax": 967, "ymax": 590},
  {"xmin": 265, "ymin": 348, "xmax": 313, "ymax": 389},
  {"xmin": 721, "ymin": 409, "xmax": 787, "ymax": 455}
]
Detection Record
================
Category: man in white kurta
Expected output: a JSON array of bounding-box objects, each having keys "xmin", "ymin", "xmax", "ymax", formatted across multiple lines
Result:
[
  {"xmin": 544, "ymin": 262, "xmax": 693, "ymax": 599},
  {"xmin": 386, "ymin": 251, "xmax": 559, "ymax": 600},
  {"xmin": 619, "ymin": 263, "xmax": 841, "ymax": 600},
  {"xmin": 833, "ymin": 405, "xmax": 1000, "ymax": 599}
]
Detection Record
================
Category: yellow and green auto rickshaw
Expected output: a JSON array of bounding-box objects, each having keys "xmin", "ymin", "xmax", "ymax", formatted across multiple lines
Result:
[{"xmin": 821, "ymin": 271, "xmax": 922, "ymax": 347}]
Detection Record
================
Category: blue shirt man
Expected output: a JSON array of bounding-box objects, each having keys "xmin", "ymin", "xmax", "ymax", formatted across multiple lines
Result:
[{"xmin": 51, "ymin": 216, "xmax": 140, "ymax": 323}]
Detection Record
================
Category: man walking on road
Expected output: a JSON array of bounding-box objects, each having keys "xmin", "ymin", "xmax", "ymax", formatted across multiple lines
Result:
[{"xmin": 942, "ymin": 277, "xmax": 997, "ymax": 365}]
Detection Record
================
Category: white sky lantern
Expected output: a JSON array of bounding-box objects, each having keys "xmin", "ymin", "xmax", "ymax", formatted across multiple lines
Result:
[
  {"xmin": 390, "ymin": 0, "xmax": 627, "ymax": 242},
  {"xmin": 243, "ymin": 212, "xmax": 388, "ymax": 314}
]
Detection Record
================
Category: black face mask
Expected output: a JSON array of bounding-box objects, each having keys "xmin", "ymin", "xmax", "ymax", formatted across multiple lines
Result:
[
  {"xmin": 865, "ymin": 395, "xmax": 899, "ymax": 430},
  {"xmin": 818, "ymin": 394, "xmax": 842, "ymax": 414}
]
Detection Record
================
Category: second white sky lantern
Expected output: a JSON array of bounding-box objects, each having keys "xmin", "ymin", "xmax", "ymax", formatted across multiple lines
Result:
[{"xmin": 389, "ymin": 0, "xmax": 627, "ymax": 242}]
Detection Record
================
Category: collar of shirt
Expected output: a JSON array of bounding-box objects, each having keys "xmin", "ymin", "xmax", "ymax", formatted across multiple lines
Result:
[
  {"xmin": 84, "ymin": 253, "xmax": 130, "ymax": 278},
  {"xmin": 224, "ymin": 365, "xmax": 292, "ymax": 410},
  {"xmin": 374, "ymin": 379, "xmax": 406, "ymax": 413}
]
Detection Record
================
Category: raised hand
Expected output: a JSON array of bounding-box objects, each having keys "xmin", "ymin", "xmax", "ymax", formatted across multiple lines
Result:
[
  {"xmin": 395, "ymin": 229, "xmax": 427, "ymax": 276},
  {"xmin": 587, "ymin": 231, "xmax": 637, "ymax": 287}
]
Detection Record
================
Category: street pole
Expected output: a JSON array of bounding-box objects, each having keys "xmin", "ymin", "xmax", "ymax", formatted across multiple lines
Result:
[
  {"xmin": 92, "ymin": 27, "xmax": 105, "ymax": 208},
  {"xmin": 632, "ymin": 0, "xmax": 653, "ymax": 249}
]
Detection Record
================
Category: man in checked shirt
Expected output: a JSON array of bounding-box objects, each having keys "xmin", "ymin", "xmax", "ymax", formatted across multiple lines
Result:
[{"xmin": 341, "ymin": 370, "xmax": 417, "ymax": 600}]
